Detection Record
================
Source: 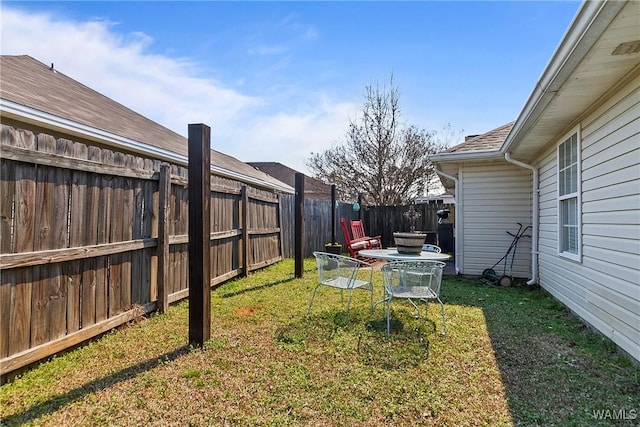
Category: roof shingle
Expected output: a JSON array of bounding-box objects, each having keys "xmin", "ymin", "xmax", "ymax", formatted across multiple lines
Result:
[
  {"xmin": 441, "ymin": 121, "xmax": 514, "ymax": 154},
  {"xmin": 248, "ymin": 162, "xmax": 332, "ymax": 200}
]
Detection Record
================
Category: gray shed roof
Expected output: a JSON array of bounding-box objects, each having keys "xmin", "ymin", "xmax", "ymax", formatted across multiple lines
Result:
[
  {"xmin": 0, "ymin": 55, "xmax": 293, "ymax": 193},
  {"xmin": 248, "ymin": 162, "xmax": 332, "ymax": 200}
]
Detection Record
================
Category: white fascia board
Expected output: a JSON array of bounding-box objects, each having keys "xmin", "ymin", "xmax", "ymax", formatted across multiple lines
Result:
[
  {"xmin": 430, "ymin": 150, "xmax": 504, "ymax": 163},
  {"xmin": 210, "ymin": 165, "xmax": 294, "ymax": 194},
  {"xmin": 1, "ymin": 99, "xmax": 294, "ymax": 194},
  {"xmin": 502, "ymin": 0, "xmax": 624, "ymax": 154},
  {"xmin": 1, "ymin": 98, "xmax": 184, "ymax": 164}
]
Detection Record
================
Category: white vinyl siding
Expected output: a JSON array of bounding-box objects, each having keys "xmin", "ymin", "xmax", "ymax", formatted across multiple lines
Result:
[
  {"xmin": 458, "ymin": 162, "xmax": 532, "ymax": 277},
  {"xmin": 536, "ymin": 76, "xmax": 640, "ymax": 361},
  {"xmin": 557, "ymin": 128, "xmax": 582, "ymax": 260}
]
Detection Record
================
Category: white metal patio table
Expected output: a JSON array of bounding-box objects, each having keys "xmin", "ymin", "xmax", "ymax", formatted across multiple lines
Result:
[{"xmin": 358, "ymin": 248, "xmax": 451, "ymax": 262}]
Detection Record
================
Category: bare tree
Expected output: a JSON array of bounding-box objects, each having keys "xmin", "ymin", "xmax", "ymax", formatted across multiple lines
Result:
[{"xmin": 306, "ymin": 77, "xmax": 449, "ymax": 205}]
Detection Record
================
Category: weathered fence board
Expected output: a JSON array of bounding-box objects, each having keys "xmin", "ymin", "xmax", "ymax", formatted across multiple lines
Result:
[
  {"xmin": 0, "ymin": 239, "xmax": 158, "ymax": 269},
  {"xmin": 108, "ymin": 151, "xmax": 125, "ymax": 317},
  {"xmin": 177, "ymin": 166, "xmax": 189, "ymax": 294},
  {"xmin": 120, "ymin": 154, "xmax": 136, "ymax": 312},
  {"xmin": 0, "ymin": 143, "xmax": 158, "ymax": 180},
  {"xmin": 130, "ymin": 155, "xmax": 144, "ymax": 307},
  {"xmin": 82, "ymin": 146, "xmax": 101, "ymax": 328},
  {"xmin": 7, "ymin": 129, "xmax": 37, "ymax": 356},
  {"xmin": 144, "ymin": 159, "xmax": 159, "ymax": 305},
  {"xmin": 67, "ymin": 140, "xmax": 87, "ymax": 334},
  {"xmin": 34, "ymin": 133, "xmax": 64, "ymax": 347},
  {"xmin": 0, "ymin": 129, "xmax": 15, "ymax": 358}
]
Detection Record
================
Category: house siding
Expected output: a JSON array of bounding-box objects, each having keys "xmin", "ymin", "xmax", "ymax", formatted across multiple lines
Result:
[
  {"xmin": 536, "ymin": 75, "xmax": 640, "ymax": 360},
  {"xmin": 459, "ymin": 162, "xmax": 532, "ymax": 277}
]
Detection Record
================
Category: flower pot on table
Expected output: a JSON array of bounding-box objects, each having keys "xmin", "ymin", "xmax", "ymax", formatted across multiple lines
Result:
[{"xmin": 393, "ymin": 232, "xmax": 427, "ymax": 254}]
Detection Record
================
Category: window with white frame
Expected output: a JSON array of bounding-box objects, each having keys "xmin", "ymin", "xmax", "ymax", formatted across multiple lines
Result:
[{"xmin": 557, "ymin": 128, "xmax": 581, "ymax": 260}]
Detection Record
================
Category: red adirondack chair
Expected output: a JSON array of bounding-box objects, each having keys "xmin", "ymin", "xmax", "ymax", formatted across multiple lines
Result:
[
  {"xmin": 350, "ymin": 220, "xmax": 382, "ymax": 249},
  {"xmin": 340, "ymin": 218, "xmax": 381, "ymax": 260}
]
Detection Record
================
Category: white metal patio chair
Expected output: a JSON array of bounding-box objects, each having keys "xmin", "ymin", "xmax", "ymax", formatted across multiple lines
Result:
[
  {"xmin": 308, "ymin": 251, "xmax": 374, "ymax": 322},
  {"xmin": 422, "ymin": 244, "xmax": 442, "ymax": 253},
  {"xmin": 381, "ymin": 260, "xmax": 447, "ymax": 336}
]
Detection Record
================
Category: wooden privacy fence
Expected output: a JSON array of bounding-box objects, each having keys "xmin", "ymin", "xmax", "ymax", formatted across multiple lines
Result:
[
  {"xmin": 362, "ymin": 203, "xmax": 455, "ymax": 249},
  {"xmin": 0, "ymin": 125, "xmax": 283, "ymax": 377},
  {"xmin": 280, "ymin": 196, "xmax": 356, "ymax": 258},
  {"xmin": 279, "ymin": 196, "xmax": 454, "ymax": 257}
]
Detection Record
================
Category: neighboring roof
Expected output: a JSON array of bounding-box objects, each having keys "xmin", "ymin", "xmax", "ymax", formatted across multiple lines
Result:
[
  {"xmin": 248, "ymin": 162, "xmax": 332, "ymax": 200},
  {"xmin": 0, "ymin": 55, "xmax": 293, "ymax": 193},
  {"xmin": 435, "ymin": 121, "xmax": 514, "ymax": 158},
  {"xmin": 414, "ymin": 191, "xmax": 455, "ymax": 204}
]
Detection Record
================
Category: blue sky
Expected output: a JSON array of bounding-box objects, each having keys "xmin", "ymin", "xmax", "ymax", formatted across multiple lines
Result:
[{"xmin": 1, "ymin": 1, "xmax": 581, "ymax": 173}]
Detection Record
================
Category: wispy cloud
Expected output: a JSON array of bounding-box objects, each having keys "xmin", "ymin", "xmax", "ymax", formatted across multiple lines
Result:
[
  {"xmin": 0, "ymin": 6, "xmax": 351, "ymax": 173},
  {"xmin": 224, "ymin": 98, "xmax": 357, "ymax": 169},
  {"xmin": 248, "ymin": 45, "xmax": 287, "ymax": 56}
]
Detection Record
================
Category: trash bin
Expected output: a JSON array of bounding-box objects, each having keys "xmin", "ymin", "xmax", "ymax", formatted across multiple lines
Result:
[
  {"xmin": 437, "ymin": 223, "xmax": 454, "ymax": 253},
  {"xmin": 424, "ymin": 231, "xmax": 438, "ymax": 245}
]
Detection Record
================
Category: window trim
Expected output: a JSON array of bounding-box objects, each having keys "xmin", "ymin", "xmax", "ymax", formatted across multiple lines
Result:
[{"xmin": 556, "ymin": 125, "xmax": 582, "ymax": 262}]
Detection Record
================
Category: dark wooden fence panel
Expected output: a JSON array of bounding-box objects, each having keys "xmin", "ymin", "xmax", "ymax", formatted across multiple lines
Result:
[
  {"xmin": 303, "ymin": 198, "xmax": 329, "ymax": 255},
  {"xmin": 279, "ymin": 195, "xmax": 356, "ymax": 258},
  {"xmin": 279, "ymin": 196, "xmax": 455, "ymax": 257},
  {"xmin": 362, "ymin": 203, "xmax": 455, "ymax": 248},
  {"xmin": 247, "ymin": 189, "xmax": 281, "ymax": 268},
  {"xmin": 170, "ymin": 165, "xmax": 189, "ymax": 296},
  {"xmin": 0, "ymin": 125, "xmax": 285, "ymax": 378},
  {"xmin": 210, "ymin": 185, "xmax": 241, "ymax": 284},
  {"xmin": 279, "ymin": 194, "xmax": 294, "ymax": 258},
  {"xmin": 209, "ymin": 176, "xmax": 243, "ymax": 287}
]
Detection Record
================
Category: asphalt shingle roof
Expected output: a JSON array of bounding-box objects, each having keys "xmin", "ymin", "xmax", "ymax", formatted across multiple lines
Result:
[
  {"xmin": 441, "ymin": 121, "xmax": 514, "ymax": 154},
  {"xmin": 248, "ymin": 162, "xmax": 331, "ymax": 200}
]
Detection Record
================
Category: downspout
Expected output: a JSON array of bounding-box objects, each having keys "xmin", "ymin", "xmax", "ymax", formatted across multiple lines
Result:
[
  {"xmin": 434, "ymin": 166, "xmax": 460, "ymax": 275},
  {"xmin": 504, "ymin": 153, "xmax": 539, "ymax": 286}
]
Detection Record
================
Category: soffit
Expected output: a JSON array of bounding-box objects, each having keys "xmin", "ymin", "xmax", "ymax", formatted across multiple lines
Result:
[{"xmin": 510, "ymin": 1, "xmax": 640, "ymax": 160}]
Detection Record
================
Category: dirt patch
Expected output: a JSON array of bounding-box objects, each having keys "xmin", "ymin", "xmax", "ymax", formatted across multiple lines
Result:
[{"xmin": 234, "ymin": 307, "xmax": 259, "ymax": 316}]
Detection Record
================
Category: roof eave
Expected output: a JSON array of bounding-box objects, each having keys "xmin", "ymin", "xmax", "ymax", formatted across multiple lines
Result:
[
  {"xmin": 430, "ymin": 150, "xmax": 504, "ymax": 164},
  {"xmin": 501, "ymin": 0, "xmax": 626, "ymax": 155},
  {"xmin": 1, "ymin": 99, "xmax": 294, "ymax": 194}
]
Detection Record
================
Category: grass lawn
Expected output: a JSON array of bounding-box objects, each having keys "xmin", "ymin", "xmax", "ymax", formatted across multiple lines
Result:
[{"xmin": 1, "ymin": 258, "xmax": 638, "ymax": 426}]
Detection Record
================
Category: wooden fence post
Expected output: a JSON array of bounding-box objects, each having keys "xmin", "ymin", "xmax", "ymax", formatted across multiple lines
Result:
[
  {"xmin": 188, "ymin": 124, "xmax": 211, "ymax": 347},
  {"xmin": 278, "ymin": 194, "xmax": 284, "ymax": 260},
  {"xmin": 157, "ymin": 164, "xmax": 171, "ymax": 314},
  {"xmin": 241, "ymin": 185, "xmax": 249, "ymax": 276},
  {"xmin": 330, "ymin": 184, "xmax": 336, "ymax": 245},
  {"xmin": 294, "ymin": 173, "xmax": 305, "ymax": 278}
]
